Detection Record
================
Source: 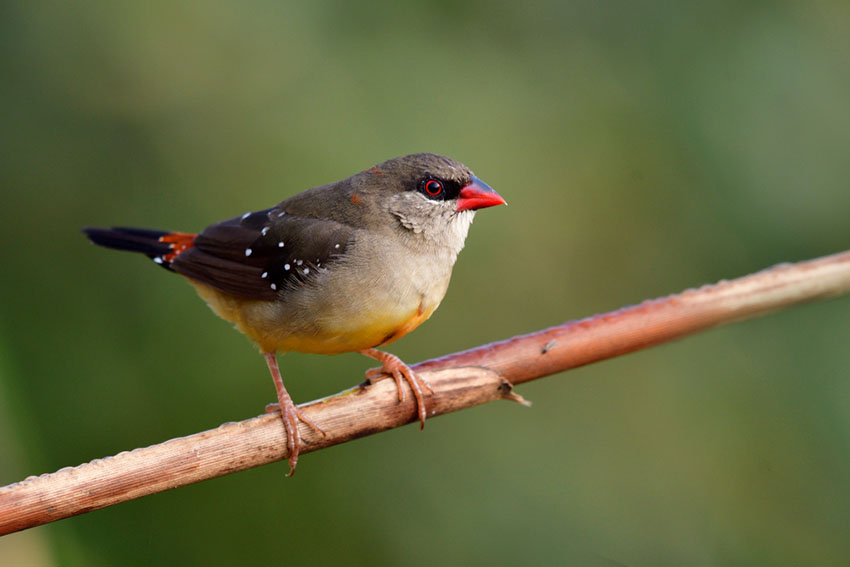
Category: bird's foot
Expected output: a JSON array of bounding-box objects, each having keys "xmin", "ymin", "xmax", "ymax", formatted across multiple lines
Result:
[
  {"xmin": 360, "ymin": 348, "xmax": 433, "ymax": 430},
  {"xmin": 263, "ymin": 352, "xmax": 326, "ymax": 477},
  {"xmin": 266, "ymin": 398, "xmax": 326, "ymax": 476},
  {"xmin": 265, "ymin": 401, "xmax": 325, "ymax": 433}
]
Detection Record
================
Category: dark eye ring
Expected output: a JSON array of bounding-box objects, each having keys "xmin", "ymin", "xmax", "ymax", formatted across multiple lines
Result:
[{"xmin": 424, "ymin": 179, "xmax": 443, "ymax": 196}]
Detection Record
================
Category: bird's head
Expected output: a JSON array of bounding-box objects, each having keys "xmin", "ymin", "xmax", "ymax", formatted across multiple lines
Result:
[{"xmin": 360, "ymin": 153, "xmax": 505, "ymax": 250}]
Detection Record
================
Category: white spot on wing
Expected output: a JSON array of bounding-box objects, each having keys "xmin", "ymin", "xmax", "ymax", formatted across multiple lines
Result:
[
  {"xmin": 261, "ymin": 227, "xmax": 269, "ymax": 236},
  {"xmin": 334, "ymin": 244, "xmax": 340, "ymax": 249},
  {"xmin": 296, "ymin": 259, "xmax": 303, "ymax": 266},
  {"xmin": 284, "ymin": 264, "xmax": 290, "ymax": 270},
  {"xmin": 245, "ymin": 248, "xmax": 252, "ymax": 257},
  {"xmin": 153, "ymin": 257, "xmax": 163, "ymax": 264},
  {"xmin": 261, "ymin": 272, "xmax": 268, "ymax": 279},
  {"xmin": 278, "ymin": 241, "xmax": 284, "ymax": 248},
  {"xmin": 270, "ymin": 283, "xmax": 277, "ymax": 290},
  {"xmin": 303, "ymin": 268, "xmax": 309, "ymax": 274},
  {"xmin": 242, "ymin": 212, "xmax": 250, "ymax": 220}
]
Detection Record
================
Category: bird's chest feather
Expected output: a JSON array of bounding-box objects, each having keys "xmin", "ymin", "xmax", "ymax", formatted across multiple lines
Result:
[
  {"xmin": 307, "ymin": 239, "xmax": 455, "ymax": 345},
  {"xmin": 209, "ymin": 235, "xmax": 457, "ymax": 354}
]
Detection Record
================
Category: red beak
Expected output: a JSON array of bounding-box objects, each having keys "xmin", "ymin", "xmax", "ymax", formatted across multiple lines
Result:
[{"xmin": 456, "ymin": 176, "xmax": 507, "ymax": 212}]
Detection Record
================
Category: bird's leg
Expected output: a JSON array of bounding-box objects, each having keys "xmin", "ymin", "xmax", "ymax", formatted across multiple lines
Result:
[
  {"xmin": 263, "ymin": 351, "xmax": 326, "ymax": 476},
  {"xmin": 359, "ymin": 348, "xmax": 433, "ymax": 430}
]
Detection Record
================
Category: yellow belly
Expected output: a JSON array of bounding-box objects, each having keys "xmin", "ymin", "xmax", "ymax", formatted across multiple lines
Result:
[{"xmin": 187, "ymin": 278, "xmax": 436, "ymax": 355}]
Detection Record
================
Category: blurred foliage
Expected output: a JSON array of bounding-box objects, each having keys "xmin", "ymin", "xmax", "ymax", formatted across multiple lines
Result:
[{"xmin": 2, "ymin": 1, "xmax": 849, "ymax": 565}]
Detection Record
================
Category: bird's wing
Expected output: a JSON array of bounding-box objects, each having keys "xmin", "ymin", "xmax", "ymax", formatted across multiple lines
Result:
[{"xmin": 171, "ymin": 207, "xmax": 354, "ymax": 300}]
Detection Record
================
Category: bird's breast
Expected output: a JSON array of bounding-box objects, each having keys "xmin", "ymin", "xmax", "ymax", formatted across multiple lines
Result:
[{"xmin": 190, "ymin": 233, "xmax": 457, "ymax": 355}]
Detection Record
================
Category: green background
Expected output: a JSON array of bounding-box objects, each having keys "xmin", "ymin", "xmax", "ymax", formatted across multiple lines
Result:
[{"xmin": 2, "ymin": 2, "xmax": 849, "ymax": 565}]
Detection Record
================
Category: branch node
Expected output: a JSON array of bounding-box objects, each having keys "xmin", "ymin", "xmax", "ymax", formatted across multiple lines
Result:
[{"xmin": 499, "ymin": 379, "xmax": 532, "ymax": 407}]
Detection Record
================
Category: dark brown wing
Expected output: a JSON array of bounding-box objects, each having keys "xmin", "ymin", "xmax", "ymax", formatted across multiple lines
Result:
[{"xmin": 171, "ymin": 207, "xmax": 353, "ymax": 300}]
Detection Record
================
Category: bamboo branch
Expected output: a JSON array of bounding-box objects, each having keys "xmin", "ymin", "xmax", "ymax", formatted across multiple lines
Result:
[{"xmin": 2, "ymin": 250, "xmax": 850, "ymax": 535}]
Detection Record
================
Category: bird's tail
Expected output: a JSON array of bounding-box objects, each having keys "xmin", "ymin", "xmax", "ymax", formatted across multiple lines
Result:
[{"xmin": 81, "ymin": 227, "xmax": 197, "ymax": 269}]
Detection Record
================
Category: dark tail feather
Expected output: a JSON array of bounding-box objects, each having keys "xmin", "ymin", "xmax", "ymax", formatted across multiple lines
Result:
[
  {"xmin": 82, "ymin": 227, "xmax": 178, "ymax": 268},
  {"xmin": 82, "ymin": 227, "xmax": 171, "ymax": 255}
]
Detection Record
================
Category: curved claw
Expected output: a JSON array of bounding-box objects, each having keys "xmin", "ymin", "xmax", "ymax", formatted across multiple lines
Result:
[
  {"xmin": 359, "ymin": 348, "xmax": 433, "ymax": 429},
  {"xmin": 364, "ymin": 367, "xmax": 384, "ymax": 382},
  {"xmin": 391, "ymin": 369, "xmax": 406, "ymax": 402}
]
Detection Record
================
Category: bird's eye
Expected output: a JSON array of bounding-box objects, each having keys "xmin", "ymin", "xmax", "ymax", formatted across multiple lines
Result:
[{"xmin": 423, "ymin": 179, "xmax": 443, "ymax": 197}]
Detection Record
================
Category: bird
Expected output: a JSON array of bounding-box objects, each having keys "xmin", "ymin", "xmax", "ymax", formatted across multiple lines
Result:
[{"xmin": 82, "ymin": 153, "xmax": 506, "ymax": 475}]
